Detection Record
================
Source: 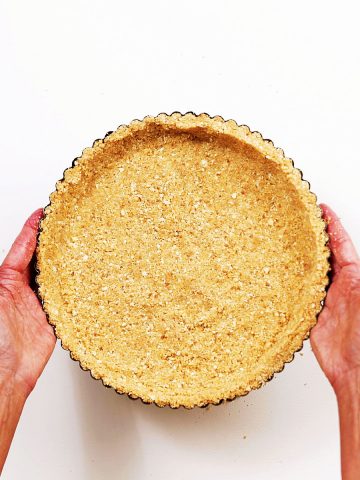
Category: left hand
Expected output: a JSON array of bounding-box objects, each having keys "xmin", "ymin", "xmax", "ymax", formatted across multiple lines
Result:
[{"xmin": 0, "ymin": 209, "xmax": 56, "ymax": 395}]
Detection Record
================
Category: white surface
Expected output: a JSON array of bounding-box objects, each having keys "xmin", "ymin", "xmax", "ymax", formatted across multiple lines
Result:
[{"xmin": 0, "ymin": 1, "xmax": 359, "ymax": 479}]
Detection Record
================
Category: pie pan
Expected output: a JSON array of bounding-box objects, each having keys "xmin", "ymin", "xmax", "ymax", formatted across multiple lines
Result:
[{"xmin": 36, "ymin": 113, "xmax": 329, "ymax": 408}]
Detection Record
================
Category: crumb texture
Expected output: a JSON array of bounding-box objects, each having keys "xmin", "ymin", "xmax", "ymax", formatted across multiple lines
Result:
[{"xmin": 37, "ymin": 113, "xmax": 329, "ymax": 408}]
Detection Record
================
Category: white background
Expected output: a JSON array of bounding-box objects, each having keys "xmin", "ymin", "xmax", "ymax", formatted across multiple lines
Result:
[{"xmin": 0, "ymin": 1, "xmax": 359, "ymax": 479}]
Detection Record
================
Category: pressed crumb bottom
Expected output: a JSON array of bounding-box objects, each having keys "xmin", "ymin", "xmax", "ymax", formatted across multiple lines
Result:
[{"xmin": 37, "ymin": 114, "xmax": 329, "ymax": 408}]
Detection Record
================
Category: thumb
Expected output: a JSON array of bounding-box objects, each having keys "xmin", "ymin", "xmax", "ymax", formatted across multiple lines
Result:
[{"xmin": 1, "ymin": 209, "xmax": 43, "ymax": 273}]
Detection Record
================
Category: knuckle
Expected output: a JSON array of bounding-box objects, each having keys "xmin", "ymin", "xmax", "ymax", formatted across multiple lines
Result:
[
  {"xmin": 0, "ymin": 267, "xmax": 21, "ymax": 303},
  {"xmin": 0, "ymin": 266, "xmax": 21, "ymax": 283},
  {"xmin": 14, "ymin": 235, "xmax": 31, "ymax": 251},
  {"xmin": 0, "ymin": 285, "xmax": 15, "ymax": 304}
]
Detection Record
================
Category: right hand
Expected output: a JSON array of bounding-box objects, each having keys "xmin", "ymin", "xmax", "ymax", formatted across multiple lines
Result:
[{"xmin": 310, "ymin": 204, "xmax": 360, "ymax": 396}]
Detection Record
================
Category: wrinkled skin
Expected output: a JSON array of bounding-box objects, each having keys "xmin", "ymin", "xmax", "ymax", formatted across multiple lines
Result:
[
  {"xmin": 0, "ymin": 209, "xmax": 55, "ymax": 395},
  {"xmin": 311, "ymin": 204, "xmax": 360, "ymax": 394}
]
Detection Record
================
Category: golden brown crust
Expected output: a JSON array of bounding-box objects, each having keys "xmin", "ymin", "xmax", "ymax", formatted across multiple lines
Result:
[{"xmin": 36, "ymin": 113, "xmax": 329, "ymax": 408}]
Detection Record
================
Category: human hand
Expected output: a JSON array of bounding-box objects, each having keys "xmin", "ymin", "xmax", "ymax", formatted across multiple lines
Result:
[
  {"xmin": 311, "ymin": 205, "xmax": 360, "ymax": 480},
  {"xmin": 0, "ymin": 209, "xmax": 56, "ymax": 472},
  {"xmin": 311, "ymin": 204, "xmax": 360, "ymax": 394},
  {"xmin": 0, "ymin": 209, "xmax": 55, "ymax": 395}
]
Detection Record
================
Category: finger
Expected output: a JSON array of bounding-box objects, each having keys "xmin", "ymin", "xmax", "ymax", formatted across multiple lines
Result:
[
  {"xmin": 23, "ymin": 255, "xmax": 36, "ymax": 286},
  {"xmin": 23, "ymin": 265, "xmax": 31, "ymax": 284},
  {"xmin": 2, "ymin": 209, "xmax": 43, "ymax": 273},
  {"xmin": 310, "ymin": 305, "xmax": 329, "ymax": 346},
  {"xmin": 320, "ymin": 204, "xmax": 359, "ymax": 273}
]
